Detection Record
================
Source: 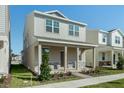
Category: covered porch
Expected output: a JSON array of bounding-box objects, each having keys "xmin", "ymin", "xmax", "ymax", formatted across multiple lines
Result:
[
  {"xmin": 34, "ymin": 41, "xmax": 97, "ymax": 75},
  {"xmin": 97, "ymin": 46, "xmax": 124, "ymax": 68}
]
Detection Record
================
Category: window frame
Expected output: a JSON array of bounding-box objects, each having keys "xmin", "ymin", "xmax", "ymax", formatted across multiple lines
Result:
[
  {"xmin": 115, "ymin": 36, "xmax": 120, "ymax": 44},
  {"xmin": 46, "ymin": 19, "xmax": 53, "ymax": 32},
  {"xmin": 69, "ymin": 24, "xmax": 79, "ymax": 36},
  {"xmin": 53, "ymin": 20, "xmax": 59, "ymax": 33},
  {"xmin": 102, "ymin": 34, "xmax": 107, "ymax": 43},
  {"xmin": 45, "ymin": 19, "xmax": 60, "ymax": 34},
  {"xmin": 69, "ymin": 24, "xmax": 74, "ymax": 36}
]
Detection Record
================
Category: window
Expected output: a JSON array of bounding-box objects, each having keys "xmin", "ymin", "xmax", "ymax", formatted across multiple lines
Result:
[
  {"xmin": 115, "ymin": 36, "xmax": 120, "ymax": 44},
  {"xmin": 46, "ymin": 19, "xmax": 59, "ymax": 33},
  {"xmin": 102, "ymin": 34, "xmax": 107, "ymax": 43},
  {"xmin": 69, "ymin": 24, "xmax": 74, "ymax": 36},
  {"xmin": 75, "ymin": 25, "xmax": 79, "ymax": 36},
  {"xmin": 69, "ymin": 24, "xmax": 79, "ymax": 36},
  {"xmin": 102, "ymin": 52, "xmax": 105, "ymax": 61},
  {"xmin": 42, "ymin": 48, "xmax": 50, "ymax": 54},
  {"xmin": 54, "ymin": 21, "xmax": 59, "ymax": 33},
  {"xmin": 46, "ymin": 19, "xmax": 52, "ymax": 32}
]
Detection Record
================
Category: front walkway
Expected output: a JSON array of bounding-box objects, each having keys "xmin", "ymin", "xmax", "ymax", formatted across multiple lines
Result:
[{"xmin": 31, "ymin": 73, "xmax": 124, "ymax": 88}]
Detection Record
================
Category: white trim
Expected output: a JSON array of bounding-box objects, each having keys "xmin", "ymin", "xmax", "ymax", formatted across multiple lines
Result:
[
  {"xmin": 45, "ymin": 10, "xmax": 69, "ymax": 19},
  {"xmin": 37, "ymin": 38, "xmax": 98, "ymax": 47}
]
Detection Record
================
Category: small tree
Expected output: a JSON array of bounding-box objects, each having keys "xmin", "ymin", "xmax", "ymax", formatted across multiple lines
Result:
[
  {"xmin": 116, "ymin": 54, "xmax": 124, "ymax": 70},
  {"xmin": 39, "ymin": 52, "xmax": 51, "ymax": 81}
]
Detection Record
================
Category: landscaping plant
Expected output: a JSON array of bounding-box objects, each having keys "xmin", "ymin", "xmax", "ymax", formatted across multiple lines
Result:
[
  {"xmin": 39, "ymin": 52, "xmax": 51, "ymax": 81},
  {"xmin": 117, "ymin": 55, "xmax": 124, "ymax": 70}
]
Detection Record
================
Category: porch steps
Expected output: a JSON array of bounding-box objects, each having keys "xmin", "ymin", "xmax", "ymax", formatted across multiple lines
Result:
[{"xmin": 72, "ymin": 72, "xmax": 92, "ymax": 78}]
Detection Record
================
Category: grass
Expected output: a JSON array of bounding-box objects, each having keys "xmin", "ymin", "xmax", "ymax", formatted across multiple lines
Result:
[
  {"xmin": 10, "ymin": 64, "xmax": 81, "ymax": 88},
  {"xmin": 82, "ymin": 78, "xmax": 124, "ymax": 88},
  {"xmin": 81, "ymin": 67, "xmax": 124, "ymax": 77}
]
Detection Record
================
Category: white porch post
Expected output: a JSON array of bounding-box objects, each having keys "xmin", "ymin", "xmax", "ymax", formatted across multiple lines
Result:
[
  {"xmin": 93, "ymin": 48, "xmax": 96, "ymax": 69},
  {"xmin": 76, "ymin": 47, "xmax": 80, "ymax": 70},
  {"xmin": 64, "ymin": 46, "xmax": 67, "ymax": 72},
  {"xmin": 111, "ymin": 50, "xmax": 114, "ymax": 68},
  {"xmin": 38, "ymin": 44, "xmax": 42, "ymax": 75}
]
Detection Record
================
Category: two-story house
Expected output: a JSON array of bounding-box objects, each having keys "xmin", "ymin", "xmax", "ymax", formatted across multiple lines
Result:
[
  {"xmin": 0, "ymin": 5, "xmax": 10, "ymax": 75},
  {"xmin": 86, "ymin": 29, "xmax": 124, "ymax": 68},
  {"xmin": 23, "ymin": 10, "xmax": 97, "ymax": 75}
]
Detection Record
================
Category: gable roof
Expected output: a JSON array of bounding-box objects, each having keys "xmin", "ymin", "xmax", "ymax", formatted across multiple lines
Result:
[
  {"xmin": 45, "ymin": 10, "xmax": 68, "ymax": 19},
  {"xmin": 33, "ymin": 10, "xmax": 87, "ymax": 26},
  {"xmin": 108, "ymin": 29, "xmax": 124, "ymax": 37}
]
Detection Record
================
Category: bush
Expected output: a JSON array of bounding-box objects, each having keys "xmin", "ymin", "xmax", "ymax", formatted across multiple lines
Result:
[
  {"xmin": 0, "ymin": 76, "xmax": 4, "ymax": 83},
  {"xmin": 117, "ymin": 55, "xmax": 124, "ymax": 70},
  {"xmin": 38, "ymin": 52, "xmax": 51, "ymax": 81},
  {"xmin": 66, "ymin": 72, "xmax": 72, "ymax": 76},
  {"xmin": 59, "ymin": 72, "xmax": 64, "ymax": 77}
]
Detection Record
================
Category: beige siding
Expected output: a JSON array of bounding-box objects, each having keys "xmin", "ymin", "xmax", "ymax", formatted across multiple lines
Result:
[
  {"xmin": 0, "ymin": 5, "xmax": 10, "ymax": 74},
  {"xmin": 34, "ymin": 14, "xmax": 86, "ymax": 42},
  {"xmin": 86, "ymin": 29, "xmax": 98, "ymax": 44}
]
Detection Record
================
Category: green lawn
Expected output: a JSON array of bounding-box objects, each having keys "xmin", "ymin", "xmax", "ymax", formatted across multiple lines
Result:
[
  {"xmin": 10, "ymin": 64, "xmax": 81, "ymax": 88},
  {"xmin": 82, "ymin": 67, "xmax": 124, "ymax": 77},
  {"xmin": 82, "ymin": 78, "xmax": 124, "ymax": 88}
]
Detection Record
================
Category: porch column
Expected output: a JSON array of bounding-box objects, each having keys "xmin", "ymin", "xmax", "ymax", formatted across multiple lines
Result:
[
  {"xmin": 111, "ymin": 50, "xmax": 114, "ymax": 68},
  {"xmin": 76, "ymin": 47, "xmax": 80, "ymax": 70},
  {"xmin": 38, "ymin": 44, "xmax": 42, "ymax": 75},
  {"xmin": 93, "ymin": 48, "xmax": 96, "ymax": 69},
  {"xmin": 64, "ymin": 46, "xmax": 67, "ymax": 72}
]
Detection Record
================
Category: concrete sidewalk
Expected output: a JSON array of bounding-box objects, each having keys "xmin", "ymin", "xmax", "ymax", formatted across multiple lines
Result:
[{"xmin": 30, "ymin": 73, "xmax": 124, "ymax": 88}]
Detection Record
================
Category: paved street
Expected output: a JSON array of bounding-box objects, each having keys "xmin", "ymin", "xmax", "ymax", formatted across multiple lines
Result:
[{"xmin": 30, "ymin": 73, "xmax": 124, "ymax": 88}]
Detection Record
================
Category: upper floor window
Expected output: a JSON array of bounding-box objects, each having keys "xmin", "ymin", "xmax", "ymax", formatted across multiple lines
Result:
[
  {"xmin": 69, "ymin": 24, "xmax": 74, "ymax": 36},
  {"xmin": 75, "ymin": 25, "xmax": 79, "ymax": 36},
  {"xmin": 102, "ymin": 34, "xmax": 107, "ymax": 43},
  {"xmin": 46, "ymin": 19, "xmax": 52, "ymax": 32},
  {"xmin": 115, "ymin": 36, "xmax": 120, "ymax": 44},
  {"xmin": 46, "ymin": 19, "xmax": 59, "ymax": 33},
  {"xmin": 69, "ymin": 24, "xmax": 79, "ymax": 36},
  {"xmin": 54, "ymin": 21, "xmax": 59, "ymax": 33}
]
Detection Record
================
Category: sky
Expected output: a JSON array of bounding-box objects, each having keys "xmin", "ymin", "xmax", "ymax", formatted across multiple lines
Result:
[{"xmin": 10, "ymin": 5, "xmax": 124, "ymax": 54}]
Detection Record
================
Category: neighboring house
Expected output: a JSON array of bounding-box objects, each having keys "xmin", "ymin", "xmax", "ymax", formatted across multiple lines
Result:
[
  {"xmin": 23, "ymin": 10, "xmax": 97, "ymax": 75},
  {"xmin": 86, "ymin": 29, "xmax": 124, "ymax": 68},
  {"xmin": 11, "ymin": 54, "xmax": 22, "ymax": 64},
  {"xmin": 0, "ymin": 5, "xmax": 10, "ymax": 74}
]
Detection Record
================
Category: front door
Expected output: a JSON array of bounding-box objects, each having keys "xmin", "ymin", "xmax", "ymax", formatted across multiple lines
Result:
[{"xmin": 60, "ymin": 51, "xmax": 64, "ymax": 67}]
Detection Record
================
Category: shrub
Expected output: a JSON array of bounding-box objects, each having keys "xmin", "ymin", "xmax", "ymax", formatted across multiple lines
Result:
[
  {"xmin": 117, "ymin": 55, "xmax": 124, "ymax": 70},
  {"xmin": 66, "ymin": 72, "xmax": 72, "ymax": 76},
  {"xmin": 59, "ymin": 72, "xmax": 64, "ymax": 77},
  {"xmin": 0, "ymin": 76, "xmax": 4, "ymax": 83},
  {"xmin": 38, "ymin": 52, "xmax": 51, "ymax": 81}
]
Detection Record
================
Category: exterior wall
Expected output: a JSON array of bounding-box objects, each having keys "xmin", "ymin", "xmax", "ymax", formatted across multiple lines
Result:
[
  {"xmin": 34, "ymin": 13, "xmax": 86, "ymax": 42},
  {"xmin": 0, "ymin": 5, "xmax": 10, "ymax": 74},
  {"xmin": 111, "ymin": 31, "xmax": 123, "ymax": 47},
  {"xmin": 0, "ymin": 6, "xmax": 6, "ymax": 33},
  {"xmin": 23, "ymin": 14, "xmax": 37, "ymax": 70},
  {"xmin": 98, "ymin": 51, "xmax": 111, "ymax": 61},
  {"xmin": 85, "ymin": 49, "xmax": 98, "ymax": 67},
  {"xmin": 98, "ymin": 32, "xmax": 108, "ymax": 45}
]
